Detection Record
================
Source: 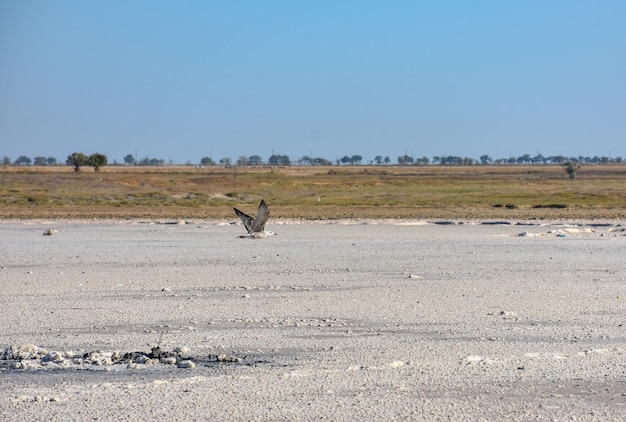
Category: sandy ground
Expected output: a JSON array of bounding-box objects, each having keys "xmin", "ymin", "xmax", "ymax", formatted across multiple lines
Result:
[{"xmin": 1, "ymin": 218, "xmax": 625, "ymax": 421}]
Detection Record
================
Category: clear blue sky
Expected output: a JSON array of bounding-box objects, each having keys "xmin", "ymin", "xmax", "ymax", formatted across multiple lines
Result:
[{"xmin": 1, "ymin": 1, "xmax": 625, "ymax": 164}]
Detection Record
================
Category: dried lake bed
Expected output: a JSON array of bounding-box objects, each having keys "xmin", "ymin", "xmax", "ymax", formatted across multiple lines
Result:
[{"xmin": 1, "ymin": 218, "xmax": 625, "ymax": 421}]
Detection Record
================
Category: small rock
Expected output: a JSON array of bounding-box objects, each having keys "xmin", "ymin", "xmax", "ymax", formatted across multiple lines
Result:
[
  {"xmin": 217, "ymin": 354, "xmax": 242, "ymax": 363},
  {"xmin": 133, "ymin": 354, "xmax": 150, "ymax": 364},
  {"xmin": 42, "ymin": 351, "xmax": 64, "ymax": 363},
  {"xmin": 174, "ymin": 346, "xmax": 190, "ymax": 354},
  {"xmin": 499, "ymin": 310, "xmax": 518, "ymax": 319},
  {"xmin": 462, "ymin": 355, "xmax": 495, "ymax": 365}
]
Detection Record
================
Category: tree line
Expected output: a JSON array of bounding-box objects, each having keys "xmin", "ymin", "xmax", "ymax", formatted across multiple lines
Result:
[{"xmin": 2, "ymin": 152, "xmax": 624, "ymax": 169}]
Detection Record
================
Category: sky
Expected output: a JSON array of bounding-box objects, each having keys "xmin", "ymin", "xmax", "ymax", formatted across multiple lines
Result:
[{"xmin": 1, "ymin": 1, "xmax": 625, "ymax": 164}]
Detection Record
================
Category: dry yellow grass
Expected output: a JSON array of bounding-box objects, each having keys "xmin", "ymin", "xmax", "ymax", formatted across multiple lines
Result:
[{"xmin": 1, "ymin": 165, "xmax": 625, "ymax": 219}]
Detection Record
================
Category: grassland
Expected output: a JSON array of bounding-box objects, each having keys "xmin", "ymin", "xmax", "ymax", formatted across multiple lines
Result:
[{"xmin": 1, "ymin": 165, "xmax": 625, "ymax": 219}]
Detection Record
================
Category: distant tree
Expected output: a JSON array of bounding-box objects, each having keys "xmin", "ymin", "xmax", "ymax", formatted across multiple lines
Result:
[
  {"xmin": 533, "ymin": 154, "xmax": 546, "ymax": 164},
  {"xmin": 549, "ymin": 155, "xmax": 567, "ymax": 164},
  {"xmin": 66, "ymin": 152, "xmax": 88, "ymax": 172},
  {"xmin": 480, "ymin": 155, "xmax": 493, "ymax": 164},
  {"xmin": 397, "ymin": 154, "xmax": 413, "ymax": 165},
  {"xmin": 350, "ymin": 155, "xmax": 362, "ymax": 165},
  {"xmin": 268, "ymin": 154, "xmax": 291, "ymax": 165},
  {"xmin": 311, "ymin": 157, "xmax": 332, "ymax": 166},
  {"xmin": 564, "ymin": 162, "xmax": 580, "ymax": 180},
  {"xmin": 298, "ymin": 155, "xmax": 311, "ymax": 165},
  {"xmin": 88, "ymin": 153, "xmax": 108, "ymax": 171},
  {"xmin": 374, "ymin": 155, "xmax": 383, "ymax": 165},
  {"xmin": 236, "ymin": 156, "xmax": 249, "ymax": 166},
  {"xmin": 14, "ymin": 156, "xmax": 32, "ymax": 166},
  {"xmin": 200, "ymin": 156, "xmax": 216, "ymax": 166},
  {"xmin": 248, "ymin": 155, "xmax": 264, "ymax": 165},
  {"xmin": 135, "ymin": 156, "xmax": 164, "ymax": 166},
  {"xmin": 340, "ymin": 155, "xmax": 351, "ymax": 165},
  {"xmin": 47, "ymin": 157, "xmax": 57, "ymax": 165},
  {"xmin": 33, "ymin": 156, "xmax": 48, "ymax": 165},
  {"xmin": 219, "ymin": 157, "xmax": 232, "ymax": 166},
  {"xmin": 462, "ymin": 157, "xmax": 476, "ymax": 165},
  {"xmin": 415, "ymin": 156, "xmax": 430, "ymax": 165},
  {"xmin": 123, "ymin": 154, "xmax": 136, "ymax": 165},
  {"xmin": 2, "ymin": 156, "xmax": 11, "ymax": 165},
  {"xmin": 449, "ymin": 156, "xmax": 464, "ymax": 165},
  {"xmin": 384, "ymin": 156, "xmax": 391, "ymax": 165}
]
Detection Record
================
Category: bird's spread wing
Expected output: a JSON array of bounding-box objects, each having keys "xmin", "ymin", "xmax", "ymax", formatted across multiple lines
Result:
[
  {"xmin": 233, "ymin": 207, "xmax": 255, "ymax": 232},
  {"xmin": 250, "ymin": 199, "xmax": 270, "ymax": 232}
]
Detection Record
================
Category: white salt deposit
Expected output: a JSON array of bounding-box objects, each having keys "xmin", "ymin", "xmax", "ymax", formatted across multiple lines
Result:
[{"xmin": 1, "ymin": 219, "xmax": 624, "ymax": 420}]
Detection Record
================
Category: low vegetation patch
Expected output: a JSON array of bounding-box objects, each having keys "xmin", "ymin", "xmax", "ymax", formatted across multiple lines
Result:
[
  {"xmin": 533, "ymin": 204, "xmax": 568, "ymax": 209},
  {"xmin": 1, "ymin": 165, "xmax": 625, "ymax": 219}
]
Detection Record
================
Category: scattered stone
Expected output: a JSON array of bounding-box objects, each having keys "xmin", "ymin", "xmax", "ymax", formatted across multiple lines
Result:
[
  {"xmin": 174, "ymin": 346, "xmax": 190, "ymax": 354},
  {"xmin": 41, "ymin": 351, "xmax": 65, "ymax": 363},
  {"xmin": 216, "ymin": 354, "xmax": 242, "ymax": 363},
  {"xmin": 133, "ymin": 354, "xmax": 151, "ymax": 364},
  {"xmin": 462, "ymin": 355, "xmax": 495, "ymax": 365},
  {"xmin": 43, "ymin": 229, "xmax": 58, "ymax": 236},
  {"xmin": 499, "ymin": 310, "xmax": 519, "ymax": 319},
  {"xmin": 0, "ymin": 344, "xmax": 200, "ymax": 371}
]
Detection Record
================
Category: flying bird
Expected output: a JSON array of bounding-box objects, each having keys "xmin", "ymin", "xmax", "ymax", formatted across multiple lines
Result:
[{"xmin": 233, "ymin": 199, "xmax": 276, "ymax": 238}]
